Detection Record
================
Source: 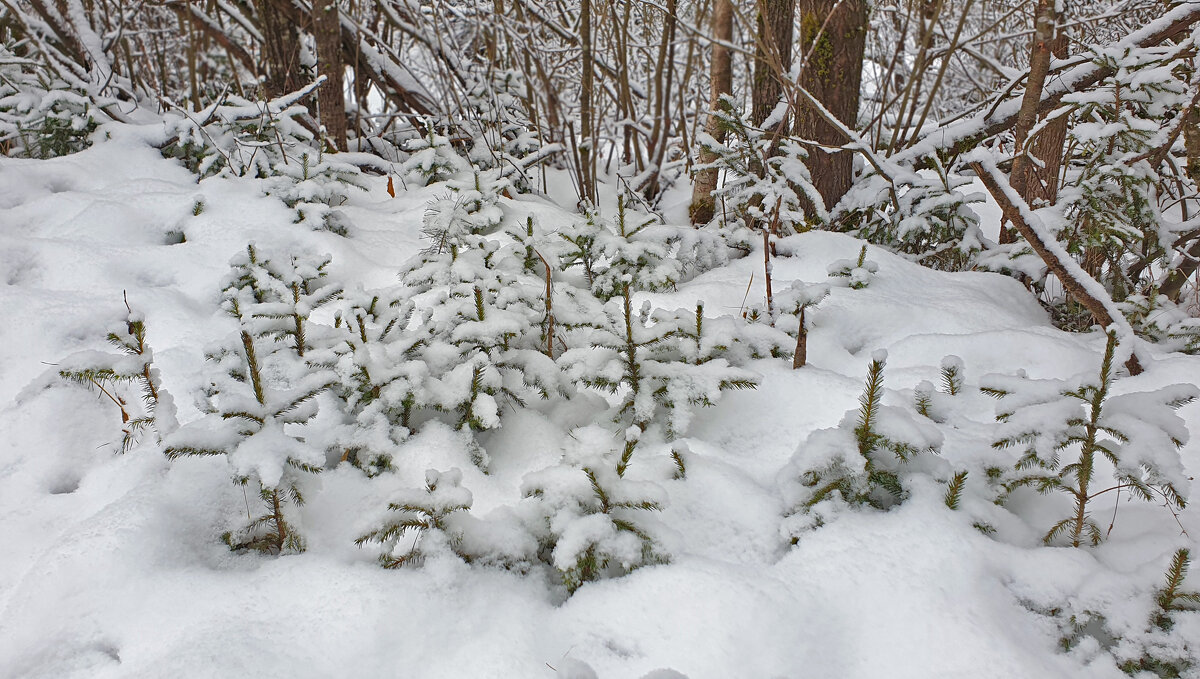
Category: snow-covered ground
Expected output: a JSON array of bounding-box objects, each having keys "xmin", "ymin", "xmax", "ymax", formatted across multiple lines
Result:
[{"xmin": 1, "ymin": 134, "xmax": 1197, "ymax": 679}]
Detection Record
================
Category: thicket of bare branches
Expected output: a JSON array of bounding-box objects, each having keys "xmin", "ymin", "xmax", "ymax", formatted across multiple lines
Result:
[{"xmin": 4, "ymin": 0, "xmax": 1200, "ymax": 356}]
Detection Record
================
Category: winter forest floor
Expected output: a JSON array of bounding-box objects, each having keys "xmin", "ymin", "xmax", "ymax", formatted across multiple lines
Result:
[{"xmin": 1, "ymin": 133, "xmax": 1199, "ymax": 679}]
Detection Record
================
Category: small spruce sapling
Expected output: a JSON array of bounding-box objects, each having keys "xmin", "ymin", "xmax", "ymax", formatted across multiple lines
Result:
[
  {"xmin": 522, "ymin": 428, "xmax": 668, "ymax": 593},
  {"xmin": 325, "ymin": 290, "xmax": 424, "ymax": 475},
  {"xmin": 356, "ymin": 468, "xmax": 473, "ymax": 567},
  {"xmin": 58, "ymin": 295, "xmax": 177, "ymax": 451},
  {"xmin": 940, "ymin": 355, "xmax": 964, "ymax": 395},
  {"xmin": 828, "ymin": 244, "xmax": 879, "ymax": 289},
  {"xmin": 982, "ymin": 331, "xmax": 1197, "ymax": 547},
  {"xmin": 694, "ymin": 95, "xmax": 826, "ymax": 232},
  {"xmin": 400, "ymin": 127, "xmax": 469, "ymax": 185},
  {"xmin": 781, "ymin": 350, "xmax": 942, "ymax": 533},
  {"xmin": 224, "ymin": 247, "xmax": 342, "ymax": 358},
  {"xmin": 1116, "ymin": 548, "xmax": 1200, "ymax": 677},
  {"xmin": 165, "ymin": 260, "xmax": 335, "ymax": 554}
]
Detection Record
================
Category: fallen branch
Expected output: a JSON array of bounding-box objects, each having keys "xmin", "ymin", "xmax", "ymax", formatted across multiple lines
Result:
[{"xmin": 967, "ymin": 153, "xmax": 1143, "ymax": 375}]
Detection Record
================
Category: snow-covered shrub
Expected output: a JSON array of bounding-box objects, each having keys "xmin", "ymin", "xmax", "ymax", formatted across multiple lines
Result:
[
  {"xmin": 561, "ymin": 292, "xmax": 758, "ymax": 472},
  {"xmin": 323, "ymin": 289, "xmax": 421, "ymax": 476},
  {"xmin": 827, "ymin": 244, "xmax": 879, "ymax": 289},
  {"xmin": 1031, "ymin": 548, "xmax": 1199, "ymax": 678},
  {"xmin": 1055, "ymin": 45, "xmax": 1187, "ymax": 301},
  {"xmin": 522, "ymin": 427, "xmax": 668, "ymax": 593},
  {"xmin": 222, "ymin": 244, "xmax": 343, "ymax": 358},
  {"xmin": 982, "ymin": 331, "xmax": 1196, "ymax": 547},
  {"xmin": 159, "ymin": 88, "xmax": 366, "ymax": 233},
  {"xmin": 1122, "ymin": 293, "xmax": 1200, "ymax": 355},
  {"xmin": 780, "ymin": 350, "xmax": 943, "ymax": 534},
  {"xmin": 164, "ymin": 249, "xmax": 337, "ymax": 554},
  {"xmin": 834, "ymin": 159, "xmax": 984, "ymax": 271},
  {"xmin": 694, "ymin": 95, "xmax": 825, "ymax": 232},
  {"xmin": 356, "ymin": 468, "xmax": 474, "ymax": 567},
  {"xmin": 0, "ymin": 44, "xmax": 99, "ymax": 158},
  {"xmin": 57, "ymin": 297, "xmax": 177, "ymax": 451},
  {"xmin": 400, "ymin": 126, "xmax": 469, "ymax": 185}
]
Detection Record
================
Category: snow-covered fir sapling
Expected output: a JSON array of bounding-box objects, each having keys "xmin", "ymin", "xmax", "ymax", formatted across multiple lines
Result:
[
  {"xmin": 1154, "ymin": 549, "xmax": 1200, "ymax": 631},
  {"xmin": 982, "ymin": 331, "xmax": 1197, "ymax": 547},
  {"xmin": 775, "ymin": 281, "xmax": 830, "ymax": 369},
  {"xmin": 356, "ymin": 468, "xmax": 473, "ymax": 567},
  {"xmin": 1114, "ymin": 548, "xmax": 1200, "ymax": 677},
  {"xmin": 391, "ymin": 171, "xmax": 564, "ymax": 453},
  {"xmin": 400, "ymin": 126, "xmax": 469, "ymax": 186},
  {"xmin": 0, "ymin": 42, "xmax": 100, "ymax": 159},
  {"xmin": 522, "ymin": 427, "xmax": 668, "ymax": 593},
  {"xmin": 164, "ymin": 255, "xmax": 336, "ymax": 554},
  {"xmin": 323, "ymin": 289, "xmax": 424, "ymax": 476},
  {"xmin": 563, "ymin": 213, "xmax": 758, "ymax": 469},
  {"xmin": 835, "ymin": 157, "xmax": 984, "ymax": 271},
  {"xmin": 780, "ymin": 350, "xmax": 943, "ymax": 533},
  {"xmin": 269, "ymin": 150, "xmax": 367, "ymax": 234},
  {"xmin": 223, "ymin": 245, "xmax": 342, "ymax": 358},
  {"xmin": 940, "ymin": 355, "xmax": 964, "ymax": 395},
  {"xmin": 57, "ymin": 294, "xmax": 177, "ymax": 451},
  {"xmin": 828, "ymin": 244, "xmax": 879, "ymax": 289}
]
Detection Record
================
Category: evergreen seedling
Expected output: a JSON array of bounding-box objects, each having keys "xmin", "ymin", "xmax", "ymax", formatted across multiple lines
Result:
[
  {"xmin": 985, "ymin": 331, "xmax": 1196, "ymax": 546},
  {"xmin": 782, "ymin": 350, "xmax": 942, "ymax": 531},
  {"xmin": 58, "ymin": 294, "xmax": 175, "ymax": 451},
  {"xmin": 523, "ymin": 452, "xmax": 667, "ymax": 594},
  {"xmin": 940, "ymin": 355, "xmax": 964, "ymax": 395},
  {"xmin": 166, "ymin": 256, "xmax": 336, "ymax": 554},
  {"xmin": 1154, "ymin": 548, "xmax": 1200, "ymax": 630},
  {"xmin": 828, "ymin": 244, "xmax": 878, "ymax": 289},
  {"xmin": 356, "ymin": 468, "xmax": 473, "ymax": 567}
]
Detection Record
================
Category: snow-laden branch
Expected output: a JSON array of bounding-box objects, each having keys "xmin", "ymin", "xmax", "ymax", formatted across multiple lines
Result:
[{"xmin": 966, "ymin": 151, "xmax": 1144, "ymax": 375}]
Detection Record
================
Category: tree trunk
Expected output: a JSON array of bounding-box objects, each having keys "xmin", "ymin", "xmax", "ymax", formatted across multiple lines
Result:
[
  {"xmin": 313, "ymin": 0, "xmax": 348, "ymax": 151},
  {"xmin": 256, "ymin": 0, "xmax": 302, "ymax": 98},
  {"xmin": 1003, "ymin": 0, "xmax": 1056, "ymax": 242},
  {"xmin": 579, "ymin": 0, "xmax": 596, "ymax": 205},
  {"xmin": 689, "ymin": 0, "xmax": 733, "ymax": 225},
  {"xmin": 1022, "ymin": 29, "xmax": 1070, "ymax": 207},
  {"xmin": 751, "ymin": 0, "xmax": 795, "ymax": 131},
  {"xmin": 793, "ymin": 0, "xmax": 867, "ymax": 212}
]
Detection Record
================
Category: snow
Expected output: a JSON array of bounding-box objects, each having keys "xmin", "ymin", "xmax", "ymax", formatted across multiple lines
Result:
[{"xmin": 1, "ymin": 131, "xmax": 1199, "ymax": 679}]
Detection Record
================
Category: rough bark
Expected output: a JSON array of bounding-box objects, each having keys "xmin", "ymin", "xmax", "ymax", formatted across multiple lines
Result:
[
  {"xmin": 689, "ymin": 0, "xmax": 733, "ymax": 225},
  {"xmin": 1023, "ymin": 30, "xmax": 1070, "ymax": 207},
  {"xmin": 750, "ymin": 0, "xmax": 795, "ymax": 131},
  {"xmin": 793, "ymin": 0, "xmax": 867, "ymax": 211},
  {"xmin": 313, "ymin": 0, "xmax": 348, "ymax": 151},
  {"xmin": 1005, "ymin": 0, "xmax": 1057, "ymax": 243}
]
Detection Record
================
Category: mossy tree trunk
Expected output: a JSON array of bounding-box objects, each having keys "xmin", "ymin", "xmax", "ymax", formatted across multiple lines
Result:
[{"xmin": 792, "ymin": 0, "xmax": 867, "ymax": 212}]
